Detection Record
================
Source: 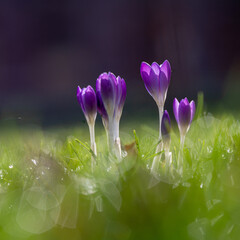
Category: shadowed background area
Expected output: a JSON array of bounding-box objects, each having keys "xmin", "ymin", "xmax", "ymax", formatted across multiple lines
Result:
[{"xmin": 0, "ymin": 0, "xmax": 240, "ymax": 126}]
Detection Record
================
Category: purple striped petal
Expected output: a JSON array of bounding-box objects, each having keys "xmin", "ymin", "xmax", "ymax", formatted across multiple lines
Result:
[
  {"xmin": 82, "ymin": 86, "xmax": 97, "ymax": 116},
  {"xmin": 77, "ymin": 85, "xmax": 97, "ymax": 124},
  {"xmin": 140, "ymin": 62, "xmax": 151, "ymax": 80},
  {"xmin": 96, "ymin": 90, "xmax": 108, "ymax": 119},
  {"xmin": 140, "ymin": 62, "xmax": 160, "ymax": 101},
  {"xmin": 190, "ymin": 100, "xmax": 195, "ymax": 123},
  {"xmin": 116, "ymin": 76, "xmax": 126, "ymax": 112},
  {"xmin": 161, "ymin": 110, "xmax": 171, "ymax": 144},
  {"xmin": 120, "ymin": 78, "xmax": 127, "ymax": 109},
  {"xmin": 151, "ymin": 62, "xmax": 161, "ymax": 76},
  {"xmin": 115, "ymin": 76, "xmax": 123, "ymax": 106},
  {"xmin": 100, "ymin": 73, "xmax": 116, "ymax": 117},
  {"xmin": 160, "ymin": 60, "xmax": 171, "ymax": 84},
  {"xmin": 178, "ymin": 98, "xmax": 191, "ymax": 133},
  {"xmin": 159, "ymin": 69, "xmax": 169, "ymax": 99},
  {"xmin": 77, "ymin": 86, "xmax": 84, "ymax": 112},
  {"xmin": 173, "ymin": 98, "xmax": 179, "ymax": 124}
]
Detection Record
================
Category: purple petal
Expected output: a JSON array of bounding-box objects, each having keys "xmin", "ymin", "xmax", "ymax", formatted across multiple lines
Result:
[
  {"xmin": 190, "ymin": 100, "xmax": 195, "ymax": 123},
  {"xmin": 151, "ymin": 62, "xmax": 161, "ymax": 75},
  {"xmin": 140, "ymin": 62, "xmax": 156, "ymax": 95},
  {"xmin": 183, "ymin": 97, "xmax": 189, "ymax": 105},
  {"xmin": 161, "ymin": 110, "xmax": 171, "ymax": 138},
  {"xmin": 115, "ymin": 76, "xmax": 123, "ymax": 106},
  {"xmin": 120, "ymin": 78, "xmax": 127, "ymax": 109},
  {"xmin": 159, "ymin": 69, "xmax": 169, "ymax": 99},
  {"xmin": 160, "ymin": 60, "xmax": 171, "ymax": 84},
  {"xmin": 178, "ymin": 99, "xmax": 191, "ymax": 131},
  {"xmin": 96, "ymin": 74, "xmax": 108, "ymax": 119},
  {"xmin": 140, "ymin": 62, "xmax": 160, "ymax": 102},
  {"xmin": 116, "ymin": 77, "xmax": 126, "ymax": 119},
  {"xmin": 98, "ymin": 72, "xmax": 116, "ymax": 117},
  {"xmin": 81, "ymin": 86, "xmax": 97, "ymax": 116},
  {"xmin": 77, "ymin": 86, "xmax": 85, "ymax": 113},
  {"xmin": 96, "ymin": 91, "xmax": 108, "ymax": 119},
  {"xmin": 100, "ymin": 78, "xmax": 114, "ymax": 102},
  {"xmin": 173, "ymin": 98, "xmax": 179, "ymax": 123},
  {"xmin": 140, "ymin": 62, "xmax": 151, "ymax": 80},
  {"xmin": 108, "ymin": 72, "xmax": 117, "ymax": 88}
]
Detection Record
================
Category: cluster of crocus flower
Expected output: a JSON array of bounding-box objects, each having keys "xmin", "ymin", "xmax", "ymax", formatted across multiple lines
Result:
[
  {"xmin": 77, "ymin": 59, "xmax": 195, "ymax": 175},
  {"xmin": 140, "ymin": 60, "xmax": 195, "ymax": 175},
  {"xmin": 77, "ymin": 72, "xmax": 126, "ymax": 165}
]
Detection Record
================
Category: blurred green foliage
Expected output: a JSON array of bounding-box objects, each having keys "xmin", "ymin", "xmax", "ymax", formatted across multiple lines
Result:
[{"xmin": 0, "ymin": 109, "xmax": 240, "ymax": 239}]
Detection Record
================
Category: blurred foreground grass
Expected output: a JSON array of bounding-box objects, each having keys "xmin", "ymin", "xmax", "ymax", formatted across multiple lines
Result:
[{"xmin": 0, "ymin": 111, "xmax": 240, "ymax": 240}]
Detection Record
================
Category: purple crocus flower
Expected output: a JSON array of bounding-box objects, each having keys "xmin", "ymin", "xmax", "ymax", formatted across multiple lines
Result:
[
  {"xmin": 161, "ymin": 110, "xmax": 171, "ymax": 148},
  {"xmin": 140, "ymin": 60, "xmax": 171, "ymax": 107},
  {"xmin": 96, "ymin": 72, "xmax": 126, "ymax": 121},
  {"xmin": 77, "ymin": 85, "xmax": 98, "ymax": 162},
  {"xmin": 140, "ymin": 60, "xmax": 171, "ymax": 172},
  {"xmin": 77, "ymin": 86, "xmax": 97, "ymax": 125},
  {"xmin": 96, "ymin": 72, "xmax": 116, "ymax": 119},
  {"xmin": 173, "ymin": 97, "xmax": 195, "ymax": 137},
  {"xmin": 96, "ymin": 72, "xmax": 126, "ymax": 158}
]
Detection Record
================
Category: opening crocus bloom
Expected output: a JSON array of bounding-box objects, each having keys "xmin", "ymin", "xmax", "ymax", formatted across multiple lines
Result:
[
  {"xmin": 140, "ymin": 60, "xmax": 171, "ymax": 107},
  {"xmin": 173, "ymin": 97, "xmax": 195, "ymax": 137},
  {"xmin": 141, "ymin": 60, "xmax": 171, "ymax": 173},
  {"xmin": 77, "ymin": 86, "xmax": 97, "ymax": 125}
]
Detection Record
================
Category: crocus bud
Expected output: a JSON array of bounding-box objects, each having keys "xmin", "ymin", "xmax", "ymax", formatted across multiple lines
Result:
[
  {"xmin": 140, "ymin": 60, "xmax": 171, "ymax": 107},
  {"xmin": 77, "ymin": 85, "xmax": 98, "ymax": 164},
  {"xmin": 161, "ymin": 110, "xmax": 171, "ymax": 149},
  {"xmin": 77, "ymin": 86, "xmax": 97, "ymax": 125},
  {"xmin": 96, "ymin": 72, "xmax": 126, "ymax": 123},
  {"xmin": 96, "ymin": 72, "xmax": 126, "ymax": 158},
  {"xmin": 173, "ymin": 97, "xmax": 195, "ymax": 137}
]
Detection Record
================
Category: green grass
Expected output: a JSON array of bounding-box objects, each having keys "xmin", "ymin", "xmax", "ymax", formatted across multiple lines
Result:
[{"xmin": 0, "ymin": 111, "xmax": 240, "ymax": 240}]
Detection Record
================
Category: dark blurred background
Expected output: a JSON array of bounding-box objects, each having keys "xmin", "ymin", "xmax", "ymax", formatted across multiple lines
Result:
[{"xmin": 0, "ymin": 0, "xmax": 240, "ymax": 126}]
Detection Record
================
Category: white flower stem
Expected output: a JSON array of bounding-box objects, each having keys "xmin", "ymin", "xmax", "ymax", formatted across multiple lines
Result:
[
  {"xmin": 89, "ymin": 123, "xmax": 97, "ymax": 172},
  {"xmin": 151, "ymin": 105, "xmax": 163, "ymax": 174},
  {"xmin": 114, "ymin": 120, "xmax": 121, "ymax": 159},
  {"xmin": 178, "ymin": 134, "xmax": 185, "ymax": 175},
  {"xmin": 165, "ymin": 147, "xmax": 171, "ymax": 173},
  {"xmin": 108, "ymin": 117, "xmax": 115, "ymax": 154},
  {"xmin": 108, "ymin": 118, "xmax": 121, "ymax": 159},
  {"xmin": 158, "ymin": 105, "xmax": 163, "ymax": 140}
]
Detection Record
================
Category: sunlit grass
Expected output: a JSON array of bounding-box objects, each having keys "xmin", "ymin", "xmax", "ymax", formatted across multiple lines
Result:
[{"xmin": 0, "ymin": 110, "xmax": 240, "ymax": 239}]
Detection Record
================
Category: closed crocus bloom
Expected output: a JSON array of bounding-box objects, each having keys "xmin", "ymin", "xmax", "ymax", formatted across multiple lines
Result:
[
  {"xmin": 77, "ymin": 86, "xmax": 97, "ymax": 125},
  {"xmin": 173, "ymin": 97, "xmax": 195, "ymax": 175},
  {"xmin": 140, "ymin": 60, "xmax": 171, "ymax": 108},
  {"xmin": 96, "ymin": 72, "xmax": 126, "ymax": 158},
  {"xmin": 77, "ymin": 85, "xmax": 97, "ymax": 165},
  {"xmin": 161, "ymin": 110, "xmax": 171, "ymax": 149},
  {"xmin": 173, "ymin": 98, "xmax": 195, "ymax": 137}
]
